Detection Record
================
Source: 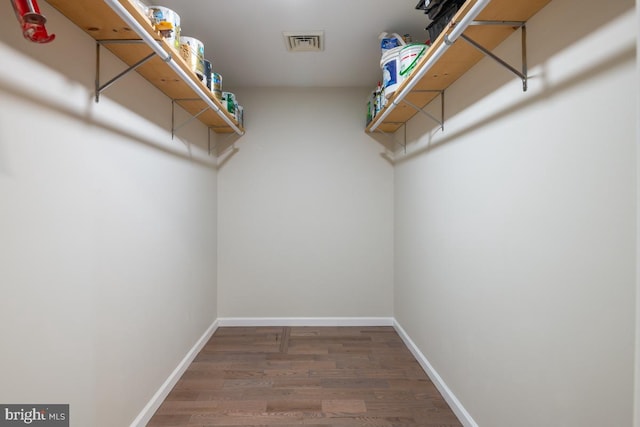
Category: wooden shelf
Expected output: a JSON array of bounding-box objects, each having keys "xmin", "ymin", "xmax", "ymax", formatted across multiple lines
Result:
[
  {"xmin": 366, "ymin": 0, "xmax": 552, "ymax": 134},
  {"xmin": 46, "ymin": 0, "xmax": 243, "ymax": 134}
]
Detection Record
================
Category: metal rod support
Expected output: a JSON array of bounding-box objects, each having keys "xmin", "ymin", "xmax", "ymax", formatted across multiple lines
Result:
[
  {"xmin": 399, "ymin": 89, "xmax": 445, "ymax": 131},
  {"xmin": 95, "ymin": 39, "xmax": 156, "ymax": 102},
  {"xmin": 459, "ymin": 33, "xmax": 528, "ymax": 87},
  {"xmin": 172, "ymin": 106, "xmax": 211, "ymax": 135},
  {"xmin": 402, "ymin": 99, "xmax": 442, "ymax": 127},
  {"xmin": 97, "ymin": 52, "xmax": 156, "ymax": 95}
]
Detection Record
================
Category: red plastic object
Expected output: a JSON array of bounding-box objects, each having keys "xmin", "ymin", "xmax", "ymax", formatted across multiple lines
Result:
[{"xmin": 11, "ymin": 0, "xmax": 55, "ymax": 43}]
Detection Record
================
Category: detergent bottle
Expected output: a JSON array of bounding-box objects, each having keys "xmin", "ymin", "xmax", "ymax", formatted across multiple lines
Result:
[{"xmin": 378, "ymin": 32, "xmax": 406, "ymax": 53}]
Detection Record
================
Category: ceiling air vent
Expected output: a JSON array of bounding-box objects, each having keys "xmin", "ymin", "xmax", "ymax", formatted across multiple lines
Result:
[{"xmin": 283, "ymin": 31, "xmax": 324, "ymax": 52}]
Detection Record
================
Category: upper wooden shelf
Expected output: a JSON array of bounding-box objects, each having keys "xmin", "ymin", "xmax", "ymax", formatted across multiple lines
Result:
[
  {"xmin": 46, "ymin": 0, "xmax": 243, "ymax": 134},
  {"xmin": 366, "ymin": 0, "xmax": 552, "ymax": 134}
]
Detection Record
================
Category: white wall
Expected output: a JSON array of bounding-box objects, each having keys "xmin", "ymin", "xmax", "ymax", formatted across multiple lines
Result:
[
  {"xmin": 1, "ymin": 1, "xmax": 635, "ymax": 426},
  {"xmin": 394, "ymin": 0, "xmax": 637, "ymax": 426},
  {"xmin": 217, "ymin": 87, "xmax": 394, "ymax": 319},
  {"xmin": 0, "ymin": 4, "xmax": 218, "ymax": 426}
]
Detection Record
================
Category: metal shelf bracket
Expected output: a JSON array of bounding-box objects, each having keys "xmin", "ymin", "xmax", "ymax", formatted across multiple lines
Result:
[
  {"xmin": 94, "ymin": 40, "xmax": 155, "ymax": 103},
  {"xmin": 171, "ymin": 99, "xmax": 210, "ymax": 139},
  {"xmin": 369, "ymin": 89, "xmax": 444, "ymax": 152},
  {"xmin": 461, "ymin": 21, "xmax": 528, "ymax": 91},
  {"xmin": 400, "ymin": 89, "xmax": 445, "ymax": 132}
]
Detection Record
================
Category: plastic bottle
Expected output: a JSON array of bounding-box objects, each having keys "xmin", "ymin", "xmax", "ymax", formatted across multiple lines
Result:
[
  {"xmin": 379, "ymin": 32, "xmax": 406, "ymax": 53},
  {"xmin": 372, "ymin": 89, "xmax": 378, "ymax": 118},
  {"xmin": 375, "ymin": 82, "xmax": 383, "ymax": 115}
]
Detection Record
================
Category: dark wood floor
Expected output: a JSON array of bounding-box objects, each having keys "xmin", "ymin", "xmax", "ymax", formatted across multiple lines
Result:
[{"xmin": 148, "ymin": 326, "xmax": 462, "ymax": 426}]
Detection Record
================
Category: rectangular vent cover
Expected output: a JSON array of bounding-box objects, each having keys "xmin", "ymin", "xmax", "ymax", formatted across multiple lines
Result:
[{"xmin": 283, "ymin": 31, "xmax": 324, "ymax": 52}]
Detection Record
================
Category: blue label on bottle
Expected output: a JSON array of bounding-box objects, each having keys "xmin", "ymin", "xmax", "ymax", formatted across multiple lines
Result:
[
  {"xmin": 383, "ymin": 60, "xmax": 397, "ymax": 88},
  {"xmin": 381, "ymin": 38, "xmax": 400, "ymax": 50}
]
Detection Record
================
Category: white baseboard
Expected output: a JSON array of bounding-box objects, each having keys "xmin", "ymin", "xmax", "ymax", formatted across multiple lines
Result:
[
  {"xmin": 393, "ymin": 319, "xmax": 478, "ymax": 427},
  {"xmin": 129, "ymin": 319, "xmax": 219, "ymax": 427},
  {"xmin": 217, "ymin": 317, "xmax": 394, "ymax": 327}
]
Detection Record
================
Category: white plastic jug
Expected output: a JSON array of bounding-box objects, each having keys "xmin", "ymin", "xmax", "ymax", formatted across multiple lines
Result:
[{"xmin": 379, "ymin": 32, "xmax": 406, "ymax": 52}]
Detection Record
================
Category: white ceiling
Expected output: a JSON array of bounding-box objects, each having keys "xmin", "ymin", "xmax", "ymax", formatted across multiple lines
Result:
[{"xmin": 157, "ymin": 0, "xmax": 430, "ymax": 89}]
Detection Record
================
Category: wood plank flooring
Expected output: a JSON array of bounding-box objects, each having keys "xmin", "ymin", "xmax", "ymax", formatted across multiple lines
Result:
[{"xmin": 147, "ymin": 326, "xmax": 462, "ymax": 426}]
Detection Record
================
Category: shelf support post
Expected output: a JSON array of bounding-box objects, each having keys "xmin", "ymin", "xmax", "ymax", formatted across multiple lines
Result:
[
  {"xmin": 441, "ymin": 88, "xmax": 445, "ymax": 131},
  {"xmin": 460, "ymin": 22, "xmax": 528, "ymax": 91},
  {"xmin": 171, "ymin": 100, "xmax": 175, "ymax": 139},
  {"xmin": 95, "ymin": 42, "xmax": 100, "ymax": 103},
  {"xmin": 403, "ymin": 123, "xmax": 407, "ymax": 154},
  {"xmin": 521, "ymin": 24, "xmax": 528, "ymax": 92}
]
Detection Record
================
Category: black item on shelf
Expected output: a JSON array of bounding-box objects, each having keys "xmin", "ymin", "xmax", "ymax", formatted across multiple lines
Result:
[
  {"xmin": 415, "ymin": 0, "xmax": 430, "ymax": 10},
  {"xmin": 425, "ymin": 0, "xmax": 449, "ymax": 19},
  {"xmin": 425, "ymin": 0, "xmax": 465, "ymax": 42},
  {"xmin": 422, "ymin": 0, "xmax": 466, "ymax": 19}
]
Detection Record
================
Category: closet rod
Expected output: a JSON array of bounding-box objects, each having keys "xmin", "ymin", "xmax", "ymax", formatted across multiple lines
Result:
[
  {"xmin": 102, "ymin": 0, "xmax": 244, "ymax": 136},
  {"xmin": 369, "ymin": 0, "xmax": 491, "ymax": 132}
]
